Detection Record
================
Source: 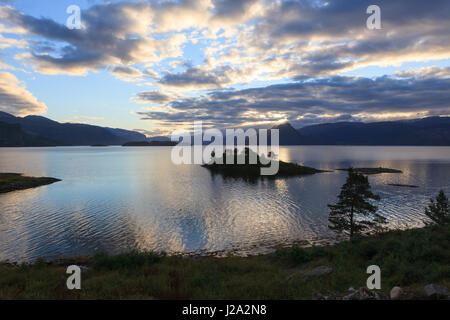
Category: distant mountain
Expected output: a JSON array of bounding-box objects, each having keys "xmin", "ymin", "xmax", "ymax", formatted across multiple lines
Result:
[
  {"xmin": 3, "ymin": 110, "xmax": 450, "ymax": 147},
  {"xmin": 147, "ymin": 117, "xmax": 450, "ymax": 146},
  {"xmin": 123, "ymin": 141, "xmax": 178, "ymax": 147},
  {"xmin": 107, "ymin": 128, "xmax": 148, "ymax": 144},
  {"xmin": 0, "ymin": 122, "xmax": 55, "ymax": 147},
  {"xmin": 0, "ymin": 111, "xmax": 147, "ymax": 147},
  {"xmin": 147, "ymin": 136, "xmax": 171, "ymax": 142},
  {"xmin": 271, "ymin": 122, "xmax": 305, "ymax": 145},
  {"xmin": 295, "ymin": 117, "xmax": 450, "ymax": 146}
]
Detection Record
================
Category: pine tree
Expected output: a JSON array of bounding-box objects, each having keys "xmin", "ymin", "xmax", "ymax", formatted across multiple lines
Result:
[
  {"xmin": 328, "ymin": 168, "xmax": 385, "ymax": 239},
  {"xmin": 424, "ymin": 190, "xmax": 450, "ymax": 225}
]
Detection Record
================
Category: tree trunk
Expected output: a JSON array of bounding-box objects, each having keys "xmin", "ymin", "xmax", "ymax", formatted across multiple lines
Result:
[{"xmin": 350, "ymin": 203, "xmax": 354, "ymax": 240}]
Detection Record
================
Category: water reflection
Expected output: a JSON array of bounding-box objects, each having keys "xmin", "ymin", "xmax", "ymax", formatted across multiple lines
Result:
[{"xmin": 0, "ymin": 146, "xmax": 449, "ymax": 262}]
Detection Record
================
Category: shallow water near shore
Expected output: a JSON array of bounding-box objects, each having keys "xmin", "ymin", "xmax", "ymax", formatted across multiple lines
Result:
[{"xmin": 1, "ymin": 146, "xmax": 449, "ymax": 262}]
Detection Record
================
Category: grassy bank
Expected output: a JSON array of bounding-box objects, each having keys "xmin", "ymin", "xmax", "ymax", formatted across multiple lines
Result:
[
  {"xmin": 0, "ymin": 173, "xmax": 61, "ymax": 194},
  {"xmin": 0, "ymin": 224, "xmax": 448, "ymax": 299}
]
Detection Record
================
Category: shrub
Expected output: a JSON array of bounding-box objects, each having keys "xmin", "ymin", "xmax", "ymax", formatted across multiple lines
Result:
[{"xmin": 93, "ymin": 251, "xmax": 164, "ymax": 270}]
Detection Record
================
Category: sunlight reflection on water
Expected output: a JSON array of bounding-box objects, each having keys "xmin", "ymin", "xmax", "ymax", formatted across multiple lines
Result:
[{"xmin": 0, "ymin": 146, "xmax": 449, "ymax": 262}]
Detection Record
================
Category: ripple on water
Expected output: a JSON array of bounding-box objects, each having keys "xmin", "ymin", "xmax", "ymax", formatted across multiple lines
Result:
[{"xmin": 0, "ymin": 146, "xmax": 449, "ymax": 262}]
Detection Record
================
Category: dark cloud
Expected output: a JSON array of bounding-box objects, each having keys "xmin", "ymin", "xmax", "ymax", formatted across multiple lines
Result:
[
  {"xmin": 2, "ymin": 0, "xmax": 450, "ymax": 80},
  {"xmin": 159, "ymin": 66, "xmax": 234, "ymax": 89},
  {"xmin": 244, "ymin": 0, "xmax": 450, "ymax": 78},
  {"xmin": 136, "ymin": 91, "xmax": 176, "ymax": 104},
  {"xmin": 138, "ymin": 73, "xmax": 450, "ymax": 128},
  {"xmin": 0, "ymin": 2, "xmax": 155, "ymax": 74},
  {"xmin": 1, "ymin": 0, "xmax": 450, "ymax": 128},
  {"xmin": 212, "ymin": 0, "xmax": 258, "ymax": 20}
]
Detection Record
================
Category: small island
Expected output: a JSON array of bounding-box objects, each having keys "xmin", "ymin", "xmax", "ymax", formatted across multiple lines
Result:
[
  {"xmin": 202, "ymin": 148, "xmax": 326, "ymax": 178},
  {"xmin": 337, "ymin": 167, "xmax": 403, "ymax": 174},
  {"xmin": 0, "ymin": 173, "xmax": 61, "ymax": 194},
  {"xmin": 387, "ymin": 183, "xmax": 419, "ymax": 188},
  {"xmin": 122, "ymin": 141, "xmax": 178, "ymax": 147}
]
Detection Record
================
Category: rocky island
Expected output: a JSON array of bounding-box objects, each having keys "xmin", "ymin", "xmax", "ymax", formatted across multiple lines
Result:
[
  {"xmin": 202, "ymin": 148, "xmax": 326, "ymax": 178},
  {"xmin": 338, "ymin": 167, "xmax": 403, "ymax": 174}
]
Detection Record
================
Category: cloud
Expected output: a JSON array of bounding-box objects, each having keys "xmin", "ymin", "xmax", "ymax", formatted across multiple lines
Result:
[
  {"xmin": 2, "ymin": 0, "xmax": 450, "ymax": 130},
  {"xmin": 135, "ymin": 91, "xmax": 180, "ymax": 104},
  {"xmin": 3, "ymin": 1, "xmax": 450, "ymax": 82},
  {"xmin": 0, "ymin": 61, "xmax": 15, "ymax": 70},
  {"xmin": 0, "ymin": 71, "xmax": 47, "ymax": 116},
  {"xmin": 159, "ymin": 65, "xmax": 237, "ymax": 90},
  {"xmin": 212, "ymin": 0, "xmax": 261, "ymax": 23},
  {"xmin": 111, "ymin": 65, "xmax": 143, "ymax": 82},
  {"xmin": 0, "ymin": 33, "xmax": 26, "ymax": 48},
  {"xmin": 137, "ymin": 72, "xmax": 450, "ymax": 128},
  {"xmin": 0, "ymin": 3, "xmax": 186, "ymax": 75},
  {"xmin": 240, "ymin": 0, "xmax": 450, "ymax": 78},
  {"xmin": 396, "ymin": 66, "xmax": 450, "ymax": 79}
]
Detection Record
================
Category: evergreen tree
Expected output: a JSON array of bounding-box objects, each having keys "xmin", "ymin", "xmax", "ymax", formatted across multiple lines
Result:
[
  {"xmin": 424, "ymin": 190, "xmax": 450, "ymax": 225},
  {"xmin": 328, "ymin": 168, "xmax": 385, "ymax": 239}
]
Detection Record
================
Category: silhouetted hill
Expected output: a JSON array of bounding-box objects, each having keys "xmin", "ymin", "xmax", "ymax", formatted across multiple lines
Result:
[
  {"xmin": 296, "ymin": 117, "xmax": 450, "ymax": 145},
  {"xmin": 146, "ymin": 117, "xmax": 450, "ymax": 146},
  {"xmin": 123, "ymin": 141, "xmax": 178, "ymax": 146},
  {"xmin": 3, "ymin": 110, "xmax": 450, "ymax": 147},
  {"xmin": 107, "ymin": 128, "xmax": 147, "ymax": 144},
  {"xmin": 0, "ymin": 111, "xmax": 147, "ymax": 146},
  {"xmin": 270, "ymin": 122, "xmax": 305, "ymax": 145},
  {"xmin": 0, "ymin": 122, "xmax": 55, "ymax": 147}
]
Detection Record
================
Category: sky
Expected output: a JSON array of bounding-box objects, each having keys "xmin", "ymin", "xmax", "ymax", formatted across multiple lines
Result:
[{"xmin": 0, "ymin": 0, "xmax": 450, "ymax": 136}]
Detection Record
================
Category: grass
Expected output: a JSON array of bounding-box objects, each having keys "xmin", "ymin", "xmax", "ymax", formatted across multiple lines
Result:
[
  {"xmin": 0, "ymin": 173, "xmax": 61, "ymax": 194},
  {"xmin": 0, "ymin": 223, "xmax": 448, "ymax": 300}
]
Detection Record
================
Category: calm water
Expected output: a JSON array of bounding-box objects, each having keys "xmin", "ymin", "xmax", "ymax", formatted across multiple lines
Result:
[{"xmin": 1, "ymin": 146, "xmax": 450, "ymax": 262}]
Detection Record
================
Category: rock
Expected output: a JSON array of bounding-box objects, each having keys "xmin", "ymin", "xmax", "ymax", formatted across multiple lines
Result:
[
  {"xmin": 424, "ymin": 284, "xmax": 449, "ymax": 299},
  {"xmin": 287, "ymin": 266, "xmax": 332, "ymax": 281},
  {"xmin": 390, "ymin": 286, "xmax": 403, "ymax": 300},
  {"xmin": 303, "ymin": 266, "xmax": 333, "ymax": 277},
  {"xmin": 80, "ymin": 265, "xmax": 89, "ymax": 271},
  {"xmin": 312, "ymin": 292, "xmax": 328, "ymax": 300},
  {"xmin": 343, "ymin": 287, "xmax": 380, "ymax": 300},
  {"xmin": 343, "ymin": 291, "xmax": 360, "ymax": 300}
]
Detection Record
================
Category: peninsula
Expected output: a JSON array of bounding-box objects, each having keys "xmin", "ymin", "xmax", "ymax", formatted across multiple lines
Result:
[{"xmin": 0, "ymin": 173, "xmax": 61, "ymax": 194}]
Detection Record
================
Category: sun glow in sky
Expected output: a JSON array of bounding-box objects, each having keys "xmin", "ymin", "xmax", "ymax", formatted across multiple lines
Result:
[{"xmin": 1, "ymin": 0, "xmax": 450, "ymax": 136}]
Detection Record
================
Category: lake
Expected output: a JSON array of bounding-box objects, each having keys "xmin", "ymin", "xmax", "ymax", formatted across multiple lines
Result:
[{"xmin": 1, "ymin": 146, "xmax": 449, "ymax": 262}]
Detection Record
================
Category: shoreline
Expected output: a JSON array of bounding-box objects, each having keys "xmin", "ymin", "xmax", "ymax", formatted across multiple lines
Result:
[
  {"xmin": 1, "ymin": 223, "xmax": 448, "ymax": 299},
  {"xmin": 0, "ymin": 173, "xmax": 61, "ymax": 194}
]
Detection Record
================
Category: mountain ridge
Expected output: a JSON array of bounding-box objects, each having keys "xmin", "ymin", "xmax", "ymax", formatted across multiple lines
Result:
[
  {"xmin": 294, "ymin": 117, "xmax": 450, "ymax": 146},
  {"xmin": 0, "ymin": 111, "xmax": 147, "ymax": 147},
  {"xmin": 2, "ymin": 110, "xmax": 450, "ymax": 146}
]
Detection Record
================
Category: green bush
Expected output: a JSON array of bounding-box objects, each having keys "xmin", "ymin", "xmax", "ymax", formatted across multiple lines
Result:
[
  {"xmin": 93, "ymin": 251, "xmax": 164, "ymax": 270},
  {"xmin": 274, "ymin": 245, "xmax": 312, "ymax": 265}
]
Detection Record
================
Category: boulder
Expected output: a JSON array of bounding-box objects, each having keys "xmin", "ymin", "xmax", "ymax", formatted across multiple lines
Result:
[
  {"xmin": 424, "ymin": 284, "xmax": 449, "ymax": 299},
  {"xmin": 390, "ymin": 286, "xmax": 403, "ymax": 300},
  {"xmin": 303, "ymin": 266, "xmax": 333, "ymax": 277},
  {"xmin": 343, "ymin": 287, "xmax": 381, "ymax": 300},
  {"xmin": 287, "ymin": 266, "xmax": 332, "ymax": 281},
  {"xmin": 312, "ymin": 292, "xmax": 328, "ymax": 300}
]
